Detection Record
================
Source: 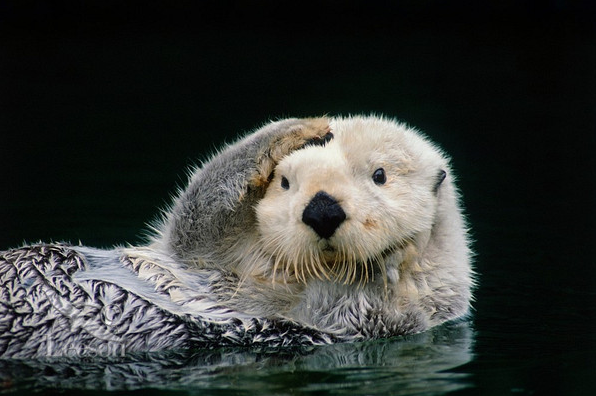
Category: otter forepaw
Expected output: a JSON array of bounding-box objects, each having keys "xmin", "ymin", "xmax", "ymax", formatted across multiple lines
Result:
[
  {"xmin": 268, "ymin": 117, "xmax": 332, "ymax": 163},
  {"xmin": 302, "ymin": 126, "xmax": 334, "ymax": 149},
  {"xmin": 252, "ymin": 118, "xmax": 332, "ymax": 188}
]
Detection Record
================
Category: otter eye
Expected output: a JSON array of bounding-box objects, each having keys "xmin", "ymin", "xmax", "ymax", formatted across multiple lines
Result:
[
  {"xmin": 372, "ymin": 168, "xmax": 386, "ymax": 185},
  {"xmin": 281, "ymin": 176, "xmax": 290, "ymax": 190}
]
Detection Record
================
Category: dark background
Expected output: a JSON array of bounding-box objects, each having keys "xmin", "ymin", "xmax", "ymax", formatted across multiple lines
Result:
[{"xmin": 1, "ymin": 1, "xmax": 595, "ymax": 394}]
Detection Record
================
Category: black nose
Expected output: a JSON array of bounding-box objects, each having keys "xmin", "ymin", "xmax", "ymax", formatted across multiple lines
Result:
[{"xmin": 302, "ymin": 191, "xmax": 346, "ymax": 239}]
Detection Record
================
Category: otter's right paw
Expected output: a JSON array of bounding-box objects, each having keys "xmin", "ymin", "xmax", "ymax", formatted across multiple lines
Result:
[{"xmin": 252, "ymin": 118, "xmax": 332, "ymax": 189}]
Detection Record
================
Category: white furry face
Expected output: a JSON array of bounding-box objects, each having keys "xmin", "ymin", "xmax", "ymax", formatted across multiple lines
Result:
[{"xmin": 255, "ymin": 116, "xmax": 449, "ymax": 285}]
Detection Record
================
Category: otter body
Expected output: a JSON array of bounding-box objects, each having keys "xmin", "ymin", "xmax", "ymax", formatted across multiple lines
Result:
[{"xmin": 0, "ymin": 116, "xmax": 473, "ymax": 358}]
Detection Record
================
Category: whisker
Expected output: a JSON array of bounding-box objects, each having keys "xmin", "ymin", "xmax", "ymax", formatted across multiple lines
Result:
[
  {"xmin": 338, "ymin": 242, "xmax": 350, "ymax": 284},
  {"xmin": 302, "ymin": 251, "xmax": 313, "ymax": 282},
  {"xmin": 319, "ymin": 250, "xmax": 332, "ymax": 281},
  {"xmin": 348, "ymin": 249, "xmax": 357, "ymax": 285},
  {"xmin": 302, "ymin": 253, "xmax": 310, "ymax": 284},
  {"xmin": 329, "ymin": 241, "xmax": 344, "ymax": 280},
  {"xmin": 271, "ymin": 248, "xmax": 284, "ymax": 285},
  {"xmin": 361, "ymin": 258, "xmax": 368, "ymax": 287},
  {"xmin": 291, "ymin": 252, "xmax": 299, "ymax": 284},
  {"xmin": 308, "ymin": 247, "xmax": 323, "ymax": 281}
]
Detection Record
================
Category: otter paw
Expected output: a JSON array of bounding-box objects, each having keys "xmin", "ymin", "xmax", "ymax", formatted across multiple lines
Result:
[
  {"xmin": 268, "ymin": 118, "xmax": 332, "ymax": 163},
  {"xmin": 253, "ymin": 118, "xmax": 332, "ymax": 188}
]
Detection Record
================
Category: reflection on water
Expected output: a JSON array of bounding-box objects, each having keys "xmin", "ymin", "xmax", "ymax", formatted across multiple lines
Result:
[{"xmin": 0, "ymin": 321, "xmax": 474, "ymax": 395}]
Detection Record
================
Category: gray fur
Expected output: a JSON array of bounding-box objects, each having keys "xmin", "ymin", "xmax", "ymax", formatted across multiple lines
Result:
[{"xmin": 0, "ymin": 244, "xmax": 336, "ymax": 359}]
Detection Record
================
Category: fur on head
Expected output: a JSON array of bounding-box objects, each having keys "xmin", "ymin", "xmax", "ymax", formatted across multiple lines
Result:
[{"xmin": 254, "ymin": 115, "xmax": 467, "ymax": 288}]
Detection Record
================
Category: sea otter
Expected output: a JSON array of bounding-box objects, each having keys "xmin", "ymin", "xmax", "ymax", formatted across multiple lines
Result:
[{"xmin": 0, "ymin": 115, "xmax": 473, "ymax": 358}]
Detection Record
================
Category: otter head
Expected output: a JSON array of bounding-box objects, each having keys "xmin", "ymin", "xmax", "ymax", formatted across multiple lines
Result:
[{"xmin": 255, "ymin": 116, "xmax": 452, "ymax": 285}]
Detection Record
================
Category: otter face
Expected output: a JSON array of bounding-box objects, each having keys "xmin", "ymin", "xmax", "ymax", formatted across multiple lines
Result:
[{"xmin": 255, "ymin": 116, "xmax": 449, "ymax": 285}]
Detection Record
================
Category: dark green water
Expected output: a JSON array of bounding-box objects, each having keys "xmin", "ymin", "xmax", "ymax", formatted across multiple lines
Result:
[{"xmin": 1, "ymin": 2, "xmax": 595, "ymax": 395}]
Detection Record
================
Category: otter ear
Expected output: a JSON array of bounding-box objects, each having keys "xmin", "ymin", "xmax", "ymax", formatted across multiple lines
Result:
[{"xmin": 433, "ymin": 169, "xmax": 447, "ymax": 194}]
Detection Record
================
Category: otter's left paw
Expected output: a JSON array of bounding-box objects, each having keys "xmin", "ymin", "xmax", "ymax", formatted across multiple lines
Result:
[{"xmin": 252, "ymin": 118, "xmax": 332, "ymax": 188}]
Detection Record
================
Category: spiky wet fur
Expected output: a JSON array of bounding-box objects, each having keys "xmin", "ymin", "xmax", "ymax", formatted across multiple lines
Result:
[{"xmin": 0, "ymin": 115, "xmax": 473, "ymax": 358}]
